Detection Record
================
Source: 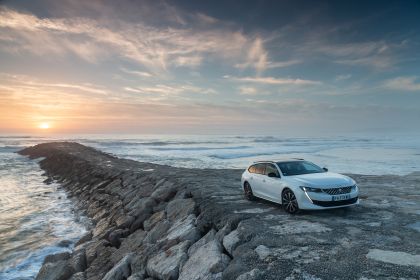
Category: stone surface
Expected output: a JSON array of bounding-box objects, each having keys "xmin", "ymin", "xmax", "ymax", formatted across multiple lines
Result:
[
  {"xmin": 146, "ymin": 241, "xmax": 190, "ymax": 280},
  {"xmin": 166, "ymin": 198, "xmax": 196, "ymax": 221},
  {"xmin": 102, "ymin": 254, "xmax": 133, "ymax": 280},
  {"xmin": 179, "ymin": 240, "xmax": 230, "ymax": 280},
  {"xmin": 143, "ymin": 211, "xmax": 165, "ymax": 231},
  {"xmin": 35, "ymin": 260, "xmax": 73, "ymax": 280},
  {"xmin": 42, "ymin": 251, "xmax": 71, "ymax": 265},
  {"xmin": 164, "ymin": 214, "xmax": 200, "ymax": 243},
  {"xmin": 222, "ymin": 230, "xmax": 240, "ymax": 256},
  {"xmin": 367, "ymin": 249, "xmax": 420, "ymax": 267},
  {"xmin": 70, "ymin": 249, "xmax": 87, "ymax": 273},
  {"xmin": 188, "ymin": 229, "xmax": 216, "ymax": 257}
]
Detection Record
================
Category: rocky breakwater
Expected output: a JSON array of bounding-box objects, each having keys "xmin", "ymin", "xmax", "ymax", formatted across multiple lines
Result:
[{"xmin": 19, "ymin": 142, "xmax": 420, "ymax": 280}]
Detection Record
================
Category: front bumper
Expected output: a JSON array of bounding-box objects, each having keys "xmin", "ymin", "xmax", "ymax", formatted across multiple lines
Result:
[{"xmin": 296, "ymin": 188, "xmax": 359, "ymax": 210}]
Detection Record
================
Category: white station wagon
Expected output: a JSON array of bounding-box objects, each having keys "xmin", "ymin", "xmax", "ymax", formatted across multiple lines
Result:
[{"xmin": 241, "ymin": 159, "xmax": 359, "ymax": 213}]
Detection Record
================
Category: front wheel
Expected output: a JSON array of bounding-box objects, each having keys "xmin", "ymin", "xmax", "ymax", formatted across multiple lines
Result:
[
  {"xmin": 282, "ymin": 189, "xmax": 299, "ymax": 214},
  {"xmin": 244, "ymin": 182, "xmax": 255, "ymax": 201}
]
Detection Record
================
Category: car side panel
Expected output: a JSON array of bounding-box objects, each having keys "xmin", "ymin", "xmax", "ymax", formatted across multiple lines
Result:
[{"xmin": 263, "ymin": 177, "xmax": 284, "ymax": 203}]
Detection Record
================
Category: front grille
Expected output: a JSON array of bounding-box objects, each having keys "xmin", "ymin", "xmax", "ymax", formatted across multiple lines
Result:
[
  {"xmin": 322, "ymin": 186, "xmax": 353, "ymax": 195},
  {"xmin": 312, "ymin": 197, "xmax": 358, "ymax": 207}
]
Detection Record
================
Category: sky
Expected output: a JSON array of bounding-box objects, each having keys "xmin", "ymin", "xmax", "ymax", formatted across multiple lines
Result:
[{"xmin": 0, "ymin": 0, "xmax": 419, "ymax": 135}]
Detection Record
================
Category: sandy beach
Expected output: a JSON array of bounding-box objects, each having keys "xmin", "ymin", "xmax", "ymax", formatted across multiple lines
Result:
[{"xmin": 19, "ymin": 142, "xmax": 420, "ymax": 280}]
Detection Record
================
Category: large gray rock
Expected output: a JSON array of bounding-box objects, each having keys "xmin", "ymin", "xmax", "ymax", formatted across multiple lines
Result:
[
  {"xmin": 166, "ymin": 198, "xmax": 196, "ymax": 221},
  {"xmin": 163, "ymin": 215, "xmax": 200, "ymax": 243},
  {"xmin": 188, "ymin": 229, "xmax": 216, "ymax": 257},
  {"xmin": 144, "ymin": 220, "xmax": 171, "ymax": 244},
  {"xmin": 43, "ymin": 251, "xmax": 71, "ymax": 265},
  {"xmin": 143, "ymin": 211, "xmax": 165, "ymax": 231},
  {"xmin": 111, "ymin": 230, "xmax": 147, "ymax": 264},
  {"xmin": 102, "ymin": 254, "xmax": 133, "ymax": 280},
  {"xmin": 70, "ymin": 248, "xmax": 87, "ymax": 273},
  {"xmin": 222, "ymin": 230, "xmax": 240, "ymax": 256},
  {"xmin": 236, "ymin": 269, "xmax": 264, "ymax": 280},
  {"xmin": 178, "ymin": 240, "xmax": 230, "ymax": 280},
  {"xmin": 127, "ymin": 197, "xmax": 156, "ymax": 217},
  {"xmin": 115, "ymin": 215, "xmax": 135, "ymax": 229},
  {"xmin": 75, "ymin": 231, "xmax": 92, "ymax": 247},
  {"xmin": 150, "ymin": 181, "xmax": 177, "ymax": 202},
  {"xmin": 146, "ymin": 241, "xmax": 190, "ymax": 280},
  {"xmin": 69, "ymin": 272, "xmax": 86, "ymax": 280},
  {"xmin": 93, "ymin": 216, "xmax": 112, "ymax": 238},
  {"xmin": 35, "ymin": 260, "xmax": 73, "ymax": 280}
]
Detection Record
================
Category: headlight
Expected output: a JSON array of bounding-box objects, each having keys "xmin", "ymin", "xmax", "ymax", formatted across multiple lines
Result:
[
  {"xmin": 351, "ymin": 184, "xmax": 358, "ymax": 191},
  {"xmin": 300, "ymin": 186, "xmax": 322, "ymax": 193}
]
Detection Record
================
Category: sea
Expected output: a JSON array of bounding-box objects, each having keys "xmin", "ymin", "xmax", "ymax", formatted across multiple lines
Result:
[{"xmin": 0, "ymin": 134, "xmax": 419, "ymax": 279}]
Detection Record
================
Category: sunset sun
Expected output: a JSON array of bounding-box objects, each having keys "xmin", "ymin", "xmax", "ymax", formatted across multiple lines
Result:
[{"xmin": 38, "ymin": 122, "xmax": 50, "ymax": 130}]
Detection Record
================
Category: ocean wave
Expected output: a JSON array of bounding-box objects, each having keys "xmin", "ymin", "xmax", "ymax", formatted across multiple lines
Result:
[{"xmin": 150, "ymin": 145, "xmax": 251, "ymax": 151}]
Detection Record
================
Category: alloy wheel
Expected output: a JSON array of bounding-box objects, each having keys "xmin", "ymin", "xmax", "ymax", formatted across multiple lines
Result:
[{"xmin": 282, "ymin": 189, "xmax": 299, "ymax": 214}]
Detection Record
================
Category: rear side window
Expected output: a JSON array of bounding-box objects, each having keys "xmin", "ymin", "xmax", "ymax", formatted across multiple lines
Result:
[
  {"xmin": 254, "ymin": 163, "xmax": 265, "ymax": 174},
  {"xmin": 248, "ymin": 165, "xmax": 257, "ymax": 173},
  {"xmin": 265, "ymin": 163, "xmax": 280, "ymax": 177}
]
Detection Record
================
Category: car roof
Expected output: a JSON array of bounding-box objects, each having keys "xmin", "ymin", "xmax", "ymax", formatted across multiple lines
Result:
[{"xmin": 252, "ymin": 158, "xmax": 305, "ymax": 164}]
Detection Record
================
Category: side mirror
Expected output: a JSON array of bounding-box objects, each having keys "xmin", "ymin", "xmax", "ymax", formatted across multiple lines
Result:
[
  {"xmin": 268, "ymin": 172, "xmax": 278, "ymax": 178},
  {"xmin": 323, "ymin": 167, "xmax": 328, "ymax": 172}
]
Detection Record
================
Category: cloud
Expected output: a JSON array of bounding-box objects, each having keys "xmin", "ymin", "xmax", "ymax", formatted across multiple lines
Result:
[
  {"xmin": 0, "ymin": 7, "xmax": 268, "ymax": 74},
  {"xmin": 238, "ymin": 87, "xmax": 258, "ymax": 95},
  {"xmin": 229, "ymin": 76, "xmax": 322, "ymax": 86},
  {"xmin": 306, "ymin": 40, "xmax": 396, "ymax": 69},
  {"xmin": 123, "ymin": 84, "xmax": 217, "ymax": 97},
  {"xmin": 121, "ymin": 68, "xmax": 153, "ymax": 78},
  {"xmin": 383, "ymin": 76, "xmax": 420, "ymax": 91},
  {"xmin": 335, "ymin": 74, "xmax": 352, "ymax": 81}
]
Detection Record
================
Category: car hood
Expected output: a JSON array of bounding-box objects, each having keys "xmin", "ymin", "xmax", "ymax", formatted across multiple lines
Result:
[{"xmin": 284, "ymin": 172, "xmax": 354, "ymax": 188}]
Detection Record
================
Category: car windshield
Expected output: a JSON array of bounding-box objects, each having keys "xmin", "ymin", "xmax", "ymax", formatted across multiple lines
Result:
[{"xmin": 276, "ymin": 161, "xmax": 325, "ymax": 176}]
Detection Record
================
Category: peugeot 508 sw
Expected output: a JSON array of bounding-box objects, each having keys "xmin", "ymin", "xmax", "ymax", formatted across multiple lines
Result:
[{"xmin": 241, "ymin": 159, "xmax": 359, "ymax": 213}]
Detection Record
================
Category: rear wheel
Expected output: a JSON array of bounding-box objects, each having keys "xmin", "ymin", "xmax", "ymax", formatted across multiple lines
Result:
[
  {"xmin": 282, "ymin": 189, "xmax": 299, "ymax": 214},
  {"xmin": 244, "ymin": 182, "xmax": 255, "ymax": 201}
]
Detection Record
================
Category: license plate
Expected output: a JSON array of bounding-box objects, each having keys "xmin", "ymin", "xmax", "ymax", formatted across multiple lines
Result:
[{"xmin": 332, "ymin": 194, "xmax": 350, "ymax": 201}]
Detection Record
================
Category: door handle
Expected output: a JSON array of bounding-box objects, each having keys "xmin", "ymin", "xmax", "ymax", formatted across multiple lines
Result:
[{"xmin": 262, "ymin": 179, "xmax": 266, "ymax": 182}]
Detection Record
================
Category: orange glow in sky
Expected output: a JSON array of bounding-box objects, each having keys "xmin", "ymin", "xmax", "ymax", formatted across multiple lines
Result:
[{"xmin": 38, "ymin": 123, "xmax": 50, "ymax": 130}]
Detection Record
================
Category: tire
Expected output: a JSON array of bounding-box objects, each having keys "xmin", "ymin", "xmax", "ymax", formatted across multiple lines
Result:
[
  {"xmin": 244, "ymin": 182, "xmax": 255, "ymax": 201},
  {"xmin": 282, "ymin": 188, "xmax": 299, "ymax": 214}
]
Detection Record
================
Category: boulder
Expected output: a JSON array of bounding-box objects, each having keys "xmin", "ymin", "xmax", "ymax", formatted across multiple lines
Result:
[
  {"xmin": 111, "ymin": 230, "xmax": 147, "ymax": 264},
  {"xmin": 150, "ymin": 181, "xmax": 177, "ymax": 202},
  {"xmin": 102, "ymin": 254, "xmax": 133, "ymax": 280},
  {"xmin": 188, "ymin": 229, "xmax": 216, "ymax": 256},
  {"xmin": 143, "ymin": 220, "xmax": 171, "ymax": 244},
  {"xmin": 222, "ymin": 230, "xmax": 240, "ymax": 256},
  {"xmin": 163, "ymin": 215, "xmax": 200, "ymax": 244},
  {"xmin": 93, "ymin": 216, "xmax": 112, "ymax": 238},
  {"xmin": 130, "ymin": 212, "xmax": 153, "ymax": 233},
  {"xmin": 166, "ymin": 198, "xmax": 196, "ymax": 221},
  {"xmin": 127, "ymin": 197, "xmax": 156, "ymax": 217},
  {"xmin": 146, "ymin": 241, "xmax": 190, "ymax": 280},
  {"xmin": 70, "ymin": 248, "xmax": 87, "ymax": 273},
  {"xmin": 42, "ymin": 251, "xmax": 71, "ymax": 265},
  {"xmin": 115, "ymin": 215, "xmax": 135, "ymax": 230},
  {"xmin": 143, "ymin": 211, "xmax": 165, "ymax": 231},
  {"xmin": 35, "ymin": 260, "xmax": 73, "ymax": 280},
  {"xmin": 75, "ymin": 231, "xmax": 92, "ymax": 247},
  {"xmin": 236, "ymin": 269, "xmax": 264, "ymax": 280},
  {"xmin": 69, "ymin": 272, "xmax": 86, "ymax": 280},
  {"xmin": 108, "ymin": 228, "xmax": 131, "ymax": 247},
  {"xmin": 178, "ymin": 240, "xmax": 230, "ymax": 280}
]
